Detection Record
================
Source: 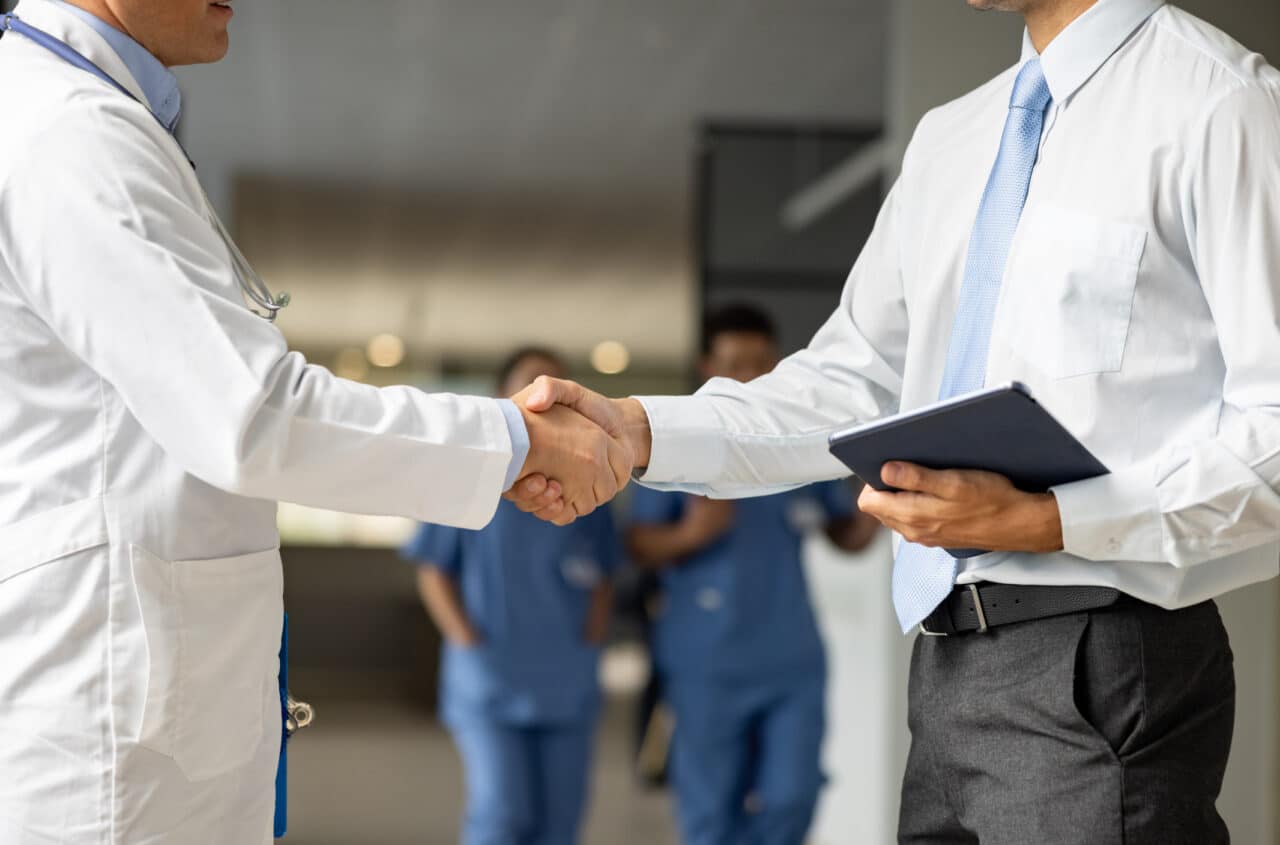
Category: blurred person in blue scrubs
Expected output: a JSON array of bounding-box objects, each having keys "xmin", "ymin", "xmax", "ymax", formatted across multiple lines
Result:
[
  {"xmin": 403, "ymin": 347, "xmax": 620, "ymax": 845},
  {"xmin": 628, "ymin": 305, "xmax": 878, "ymax": 845}
]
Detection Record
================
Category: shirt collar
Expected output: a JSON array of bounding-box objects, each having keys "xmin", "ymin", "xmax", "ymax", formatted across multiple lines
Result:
[
  {"xmin": 1019, "ymin": 0, "xmax": 1164, "ymax": 106},
  {"xmin": 46, "ymin": 0, "xmax": 182, "ymax": 132}
]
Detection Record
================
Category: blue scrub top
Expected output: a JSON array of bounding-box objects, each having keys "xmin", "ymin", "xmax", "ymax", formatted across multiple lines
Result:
[
  {"xmin": 403, "ymin": 500, "xmax": 620, "ymax": 726},
  {"xmin": 630, "ymin": 482, "xmax": 853, "ymax": 682}
]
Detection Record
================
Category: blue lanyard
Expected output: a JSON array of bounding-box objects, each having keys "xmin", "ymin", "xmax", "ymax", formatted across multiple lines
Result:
[
  {"xmin": 1, "ymin": 13, "xmax": 193, "ymax": 165},
  {"xmin": 2, "ymin": 13, "xmax": 134, "ymax": 98}
]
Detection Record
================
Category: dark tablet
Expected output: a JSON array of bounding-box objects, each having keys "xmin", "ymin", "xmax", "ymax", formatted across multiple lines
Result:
[{"xmin": 828, "ymin": 383, "xmax": 1108, "ymax": 557}]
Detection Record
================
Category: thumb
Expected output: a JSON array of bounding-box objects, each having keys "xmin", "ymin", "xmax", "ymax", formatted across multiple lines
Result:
[{"xmin": 524, "ymin": 375, "xmax": 581, "ymax": 413}]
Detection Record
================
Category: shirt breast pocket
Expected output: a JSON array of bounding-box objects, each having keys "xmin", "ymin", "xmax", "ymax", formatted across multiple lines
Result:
[{"xmin": 999, "ymin": 204, "xmax": 1147, "ymax": 379}]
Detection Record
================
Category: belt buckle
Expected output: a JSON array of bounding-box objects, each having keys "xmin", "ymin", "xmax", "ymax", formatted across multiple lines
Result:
[
  {"xmin": 967, "ymin": 584, "xmax": 990, "ymax": 633},
  {"xmin": 920, "ymin": 584, "xmax": 990, "ymax": 636}
]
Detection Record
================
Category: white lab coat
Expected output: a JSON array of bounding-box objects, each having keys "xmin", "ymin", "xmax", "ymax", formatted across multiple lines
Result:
[{"xmin": 0, "ymin": 2, "xmax": 515, "ymax": 841}]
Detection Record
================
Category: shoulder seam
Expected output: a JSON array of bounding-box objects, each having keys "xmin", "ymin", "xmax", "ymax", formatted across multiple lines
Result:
[{"xmin": 1150, "ymin": 12, "xmax": 1250, "ymax": 89}]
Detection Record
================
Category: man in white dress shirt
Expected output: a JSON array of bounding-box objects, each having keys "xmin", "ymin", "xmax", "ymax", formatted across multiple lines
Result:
[{"xmin": 513, "ymin": 0, "xmax": 1280, "ymax": 840}]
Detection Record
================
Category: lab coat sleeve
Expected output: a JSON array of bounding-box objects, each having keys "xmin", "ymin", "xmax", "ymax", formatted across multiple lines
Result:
[
  {"xmin": 0, "ymin": 100, "xmax": 513, "ymax": 528},
  {"xmin": 634, "ymin": 179, "xmax": 910, "ymax": 499},
  {"xmin": 1051, "ymin": 83, "xmax": 1280, "ymax": 566}
]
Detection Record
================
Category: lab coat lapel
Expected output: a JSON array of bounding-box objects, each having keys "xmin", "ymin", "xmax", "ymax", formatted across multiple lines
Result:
[{"xmin": 15, "ymin": 0, "xmax": 150, "ymax": 107}]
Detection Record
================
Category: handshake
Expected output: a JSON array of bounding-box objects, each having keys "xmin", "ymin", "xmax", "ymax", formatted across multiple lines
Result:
[{"xmin": 505, "ymin": 376, "xmax": 653, "ymax": 525}]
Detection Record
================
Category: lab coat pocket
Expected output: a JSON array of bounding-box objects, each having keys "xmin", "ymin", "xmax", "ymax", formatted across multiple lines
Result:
[
  {"xmin": 130, "ymin": 545, "xmax": 283, "ymax": 782},
  {"xmin": 999, "ymin": 204, "xmax": 1147, "ymax": 379}
]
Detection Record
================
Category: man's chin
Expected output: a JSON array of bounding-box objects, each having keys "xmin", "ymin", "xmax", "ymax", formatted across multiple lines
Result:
[
  {"xmin": 169, "ymin": 33, "xmax": 230, "ymax": 66},
  {"xmin": 208, "ymin": 34, "xmax": 231, "ymax": 63}
]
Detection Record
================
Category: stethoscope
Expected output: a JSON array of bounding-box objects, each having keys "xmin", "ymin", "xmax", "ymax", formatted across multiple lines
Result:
[{"xmin": 1, "ymin": 13, "xmax": 291, "ymax": 321}]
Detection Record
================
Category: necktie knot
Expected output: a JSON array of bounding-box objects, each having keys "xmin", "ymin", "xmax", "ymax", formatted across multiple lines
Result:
[{"xmin": 1010, "ymin": 58, "xmax": 1052, "ymax": 113}]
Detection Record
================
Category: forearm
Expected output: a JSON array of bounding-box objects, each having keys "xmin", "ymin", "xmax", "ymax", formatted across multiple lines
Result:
[
  {"xmin": 230, "ymin": 362, "xmax": 512, "ymax": 525},
  {"xmin": 584, "ymin": 583, "xmax": 614, "ymax": 644},
  {"xmin": 627, "ymin": 524, "xmax": 699, "ymax": 568},
  {"xmin": 632, "ymin": 340, "xmax": 901, "ymax": 498},
  {"xmin": 416, "ymin": 569, "xmax": 478, "ymax": 645},
  {"xmin": 825, "ymin": 513, "xmax": 881, "ymax": 553}
]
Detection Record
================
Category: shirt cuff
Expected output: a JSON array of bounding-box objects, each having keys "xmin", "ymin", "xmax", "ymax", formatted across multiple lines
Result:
[
  {"xmin": 633, "ymin": 395, "xmax": 727, "ymax": 485},
  {"xmin": 1050, "ymin": 459, "xmax": 1163, "ymax": 562},
  {"xmin": 497, "ymin": 399, "xmax": 530, "ymax": 491}
]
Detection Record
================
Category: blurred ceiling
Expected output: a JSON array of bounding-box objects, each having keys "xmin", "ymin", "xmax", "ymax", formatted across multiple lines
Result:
[{"xmin": 174, "ymin": 0, "xmax": 889, "ymax": 367}]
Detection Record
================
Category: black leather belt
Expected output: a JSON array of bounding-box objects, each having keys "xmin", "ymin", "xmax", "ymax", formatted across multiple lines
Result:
[{"xmin": 919, "ymin": 583, "xmax": 1125, "ymax": 636}]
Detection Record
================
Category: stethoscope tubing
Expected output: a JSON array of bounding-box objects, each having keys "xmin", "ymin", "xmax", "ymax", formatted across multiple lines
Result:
[{"xmin": 1, "ymin": 12, "xmax": 289, "ymax": 322}]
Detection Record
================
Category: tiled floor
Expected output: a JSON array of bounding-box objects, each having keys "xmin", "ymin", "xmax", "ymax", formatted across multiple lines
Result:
[{"xmin": 286, "ymin": 696, "xmax": 678, "ymax": 845}]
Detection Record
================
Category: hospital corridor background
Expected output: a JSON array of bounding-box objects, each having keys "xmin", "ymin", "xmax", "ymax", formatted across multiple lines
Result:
[{"xmin": 1, "ymin": 0, "xmax": 1273, "ymax": 842}]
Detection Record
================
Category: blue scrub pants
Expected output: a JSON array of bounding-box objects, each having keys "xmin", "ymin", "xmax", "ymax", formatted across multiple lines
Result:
[
  {"xmin": 448, "ymin": 718, "xmax": 596, "ymax": 845},
  {"xmin": 665, "ymin": 671, "xmax": 826, "ymax": 845}
]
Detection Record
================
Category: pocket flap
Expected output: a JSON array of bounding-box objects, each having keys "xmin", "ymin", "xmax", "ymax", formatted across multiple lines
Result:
[
  {"xmin": 0, "ymin": 498, "xmax": 108, "ymax": 585},
  {"xmin": 1022, "ymin": 204, "xmax": 1148, "ymax": 265}
]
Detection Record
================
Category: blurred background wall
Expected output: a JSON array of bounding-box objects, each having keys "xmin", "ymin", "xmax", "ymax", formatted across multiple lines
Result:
[{"xmin": 129, "ymin": 1, "xmax": 1280, "ymax": 842}]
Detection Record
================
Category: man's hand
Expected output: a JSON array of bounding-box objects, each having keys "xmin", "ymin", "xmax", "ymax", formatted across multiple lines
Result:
[
  {"xmin": 857, "ymin": 462, "xmax": 1064, "ymax": 553},
  {"xmin": 512, "ymin": 394, "xmax": 633, "ymax": 526},
  {"xmin": 505, "ymin": 377, "xmax": 653, "ymax": 523}
]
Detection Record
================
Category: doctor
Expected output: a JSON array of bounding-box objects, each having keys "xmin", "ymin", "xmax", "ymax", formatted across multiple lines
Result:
[{"xmin": 0, "ymin": 0, "xmax": 622, "ymax": 842}]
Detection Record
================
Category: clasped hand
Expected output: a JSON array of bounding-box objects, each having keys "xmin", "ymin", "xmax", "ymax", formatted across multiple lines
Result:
[
  {"xmin": 857, "ymin": 462, "xmax": 1064, "ymax": 553},
  {"xmin": 506, "ymin": 377, "xmax": 652, "ymax": 525}
]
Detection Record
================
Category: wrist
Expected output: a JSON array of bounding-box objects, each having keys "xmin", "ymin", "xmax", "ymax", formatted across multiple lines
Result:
[
  {"xmin": 673, "ymin": 521, "xmax": 703, "ymax": 552},
  {"xmin": 674, "ymin": 517, "xmax": 722, "ymax": 553},
  {"xmin": 619, "ymin": 397, "xmax": 652, "ymax": 470},
  {"xmin": 451, "ymin": 622, "xmax": 481, "ymax": 647},
  {"xmin": 1028, "ymin": 492, "xmax": 1064, "ymax": 553}
]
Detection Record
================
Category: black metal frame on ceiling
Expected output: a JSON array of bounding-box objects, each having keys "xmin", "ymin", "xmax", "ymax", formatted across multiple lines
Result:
[{"xmin": 693, "ymin": 119, "xmax": 886, "ymax": 357}]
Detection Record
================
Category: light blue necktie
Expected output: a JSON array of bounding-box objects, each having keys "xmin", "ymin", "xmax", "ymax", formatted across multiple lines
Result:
[{"xmin": 891, "ymin": 60, "xmax": 1053, "ymax": 634}]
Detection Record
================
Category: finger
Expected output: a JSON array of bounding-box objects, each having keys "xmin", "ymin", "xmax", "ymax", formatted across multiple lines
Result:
[
  {"xmin": 856, "ymin": 486, "xmax": 895, "ymax": 522},
  {"xmin": 534, "ymin": 499, "xmax": 566, "ymax": 521},
  {"xmin": 522, "ymin": 478, "xmax": 564, "ymax": 511},
  {"xmin": 533, "ymin": 480, "xmax": 563, "ymax": 510},
  {"xmin": 514, "ymin": 473, "xmax": 547, "ymax": 496},
  {"xmin": 859, "ymin": 487, "xmax": 941, "ymax": 525},
  {"xmin": 516, "ymin": 487, "xmax": 564, "ymax": 518},
  {"xmin": 552, "ymin": 500, "xmax": 585, "ymax": 527},
  {"xmin": 605, "ymin": 432, "xmax": 634, "ymax": 491},
  {"xmin": 525, "ymin": 375, "xmax": 582, "ymax": 413},
  {"xmin": 880, "ymin": 462, "xmax": 959, "ymax": 498},
  {"xmin": 588, "ymin": 436, "xmax": 629, "ymax": 507},
  {"xmin": 529, "ymin": 377, "xmax": 624, "ymax": 439},
  {"xmin": 506, "ymin": 475, "xmax": 551, "ymax": 512}
]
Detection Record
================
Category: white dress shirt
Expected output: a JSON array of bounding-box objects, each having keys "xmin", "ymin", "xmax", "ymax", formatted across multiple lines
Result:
[{"xmin": 638, "ymin": 0, "xmax": 1280, "ymax": 611}]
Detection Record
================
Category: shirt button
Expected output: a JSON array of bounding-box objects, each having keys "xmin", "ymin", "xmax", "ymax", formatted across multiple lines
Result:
[{"xmin": 697, "ymin": 588, "xmax": 723, "ymax": 611}]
